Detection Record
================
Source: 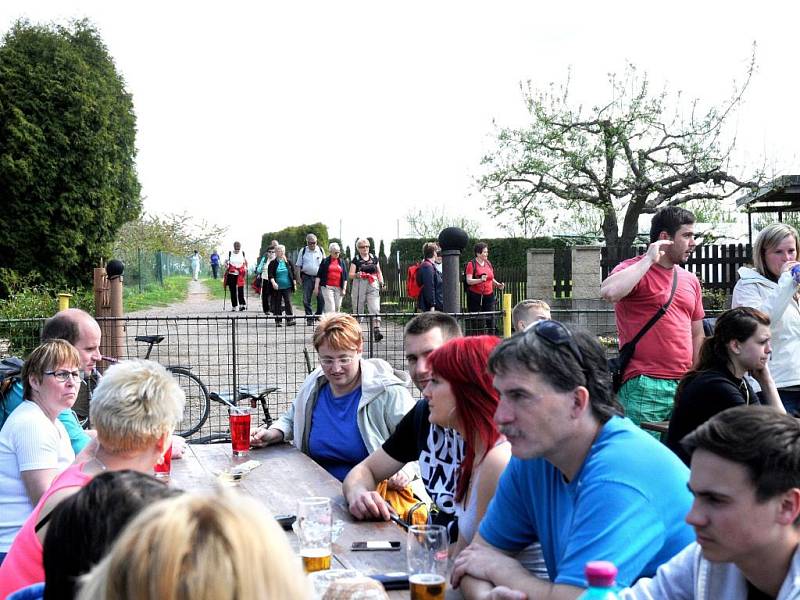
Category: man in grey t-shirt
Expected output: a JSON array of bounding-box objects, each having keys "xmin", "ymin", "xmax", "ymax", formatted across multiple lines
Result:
[{"xmin": 297, "ymin": 233, "xmax": 325, "ymax": 320}]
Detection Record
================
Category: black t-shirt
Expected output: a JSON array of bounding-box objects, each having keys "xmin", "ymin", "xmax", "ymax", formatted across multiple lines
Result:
[
  {"xmin": 382, "ymin": 400, "xmax": 464, "ymax": 542},
  {"xmin": 666, "ymin": 367, "xmax": 759, "ymax": 465},
  {"xmin": 352, "ymin": 253, "xmax": 379, "ymax": 274}
]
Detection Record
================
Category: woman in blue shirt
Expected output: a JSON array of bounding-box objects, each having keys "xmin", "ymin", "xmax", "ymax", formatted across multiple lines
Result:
[{"xmin": 250, "ymin": 313, "xmax": 415, "ymax": 484}]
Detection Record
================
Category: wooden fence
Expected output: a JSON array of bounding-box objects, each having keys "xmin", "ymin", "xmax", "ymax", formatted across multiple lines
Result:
[{"xmin": 601, "ymin": 244, "xmax": 753, "ymax": 293}]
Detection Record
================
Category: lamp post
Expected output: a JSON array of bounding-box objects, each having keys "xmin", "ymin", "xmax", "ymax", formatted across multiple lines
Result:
[{"xmin": 438, "ymin": 227, "xmax": 469, "ymax": 313}]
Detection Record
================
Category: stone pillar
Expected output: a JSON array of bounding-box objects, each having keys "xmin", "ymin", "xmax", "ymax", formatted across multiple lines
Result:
[
  {"xmin": 571, "ymin": 246, "xmax": 602, "ymax": 299},
  {"xmin": 527, "ymin": 248, "xmax": 554, "ymax": 301}
]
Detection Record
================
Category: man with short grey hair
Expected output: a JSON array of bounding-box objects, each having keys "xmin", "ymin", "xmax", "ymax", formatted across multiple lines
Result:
[
  {"xmin": 451, "ymin": 320, "xmax": 694, "ymax": 599},
  {"xmin": 297, "ymin": 233, "xmax": 325, "ymax": 321}
]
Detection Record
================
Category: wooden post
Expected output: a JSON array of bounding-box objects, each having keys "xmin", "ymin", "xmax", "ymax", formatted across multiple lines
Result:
[
  {"xmin": 94, "ymin": 266, "xmax": 113, "ymax": 364},
  {"xmin": 57, "ymin": 293, "xmax": 72, "ymax": 311},
  {"xmin": 108, "ymin": 273, "xmax": 124, "ymax": 360}
]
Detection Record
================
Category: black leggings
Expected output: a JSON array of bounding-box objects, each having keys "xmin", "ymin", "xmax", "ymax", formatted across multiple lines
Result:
[
  {"xmin": 271, "ymin": 288, "xmax": 294, "ymax": 322},
  {"xmin": 226, "ymin": 274, "xmax": 245, "ymax": 307}
]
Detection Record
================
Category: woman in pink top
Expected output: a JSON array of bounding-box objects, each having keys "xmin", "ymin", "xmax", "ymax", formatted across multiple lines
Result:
[{"xmin": 0, "ymin": 359, "xmax": 185, "ymax": 598}]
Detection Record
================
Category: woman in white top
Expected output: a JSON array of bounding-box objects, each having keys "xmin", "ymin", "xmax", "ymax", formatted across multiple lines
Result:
[
  {"xmin": 732, "ymin": 222, "xmax": 800, "ymax": 414},
  {"xmin": 0, "ymin": 340, "xmax": 80, "ymax": 558}
]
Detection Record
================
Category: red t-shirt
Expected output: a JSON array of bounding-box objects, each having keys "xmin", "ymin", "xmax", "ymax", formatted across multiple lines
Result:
[
  {"xmin": 612, "ymin": 256, "xmax": 704, "ymax": 382},
  {"xmin": 466, "ymin": 259, "xmax": 494, "ymax": 295},
  {"xmin": 326, "ymin": 258, "xmax": 343, "ymax": 287}
]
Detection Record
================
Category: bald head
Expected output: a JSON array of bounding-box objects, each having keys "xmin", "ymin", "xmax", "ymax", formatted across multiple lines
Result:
[{"xmin": 42, "ymin": 308, "xmax": 102, "ymax": 375}]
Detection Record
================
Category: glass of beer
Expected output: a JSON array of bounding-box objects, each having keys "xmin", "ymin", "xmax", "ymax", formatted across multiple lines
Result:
[
  {"xmin": 153, "ymin": 442, "xmax": 173, "ymax": 479},
  {"xmin": 297, "ymin": 497, "xmax": 332, "ymax": 573},
  {"xmin": 228, "ymin": 406, "xmax": 251, "ymax": 456},
  {"xmin": 407, "ymin": 524, "xmax": 448, "ymax": 600}
]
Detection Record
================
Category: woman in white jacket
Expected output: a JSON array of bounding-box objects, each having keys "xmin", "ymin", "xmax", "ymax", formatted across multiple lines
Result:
[{"xmin": 732, "ymin": 222, "xmax": 800, "ymax": 414}]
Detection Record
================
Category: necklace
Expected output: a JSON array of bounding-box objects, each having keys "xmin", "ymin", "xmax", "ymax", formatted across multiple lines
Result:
[{"xmin": 93, "ymin": 455, "xmax": 108, "ymax": 471}]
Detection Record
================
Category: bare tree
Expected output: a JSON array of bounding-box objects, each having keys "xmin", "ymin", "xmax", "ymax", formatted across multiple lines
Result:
[
  {"xmin": 480, "ymin": 57, "xmax": 761, "ymax": 250},
  {"xmin": 406, "ymin": 206, "xmax": 482, "ymax": 238}
]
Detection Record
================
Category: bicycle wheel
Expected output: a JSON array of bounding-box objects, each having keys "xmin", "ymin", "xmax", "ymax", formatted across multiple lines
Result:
[{"xmin": 169, "ymin": 367, "xmax": 211, "ymax": 437}]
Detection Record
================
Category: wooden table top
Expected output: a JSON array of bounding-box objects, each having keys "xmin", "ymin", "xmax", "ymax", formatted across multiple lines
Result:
[{"xmin": 170, "ymin": 443, "xmax": 461, "ymax": 598}]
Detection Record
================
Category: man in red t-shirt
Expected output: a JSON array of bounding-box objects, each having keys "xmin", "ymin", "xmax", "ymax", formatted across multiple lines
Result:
[{"xmin": 600, "ymin": 206, "xmax": 705, "ymax": 428}]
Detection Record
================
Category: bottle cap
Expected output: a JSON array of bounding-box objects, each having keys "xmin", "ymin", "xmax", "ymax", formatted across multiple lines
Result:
[{"xmin": 585, "ymin": 561, "xmax": 617, "ymax": 587}]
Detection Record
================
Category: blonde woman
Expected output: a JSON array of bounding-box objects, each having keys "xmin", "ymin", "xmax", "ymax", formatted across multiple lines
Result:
[
  {"xmin": 348, "ymin": 238, "xmax": 384, "ymax": 342},
  {"xmin": 76, "ymin": 491, "xmax": 310, "ymax": 600},
  {"xmin": 314, "ymin": 242, "xmax": 348, "ymax": 313},
  {"xmin": 0, "ymin": 358, "xmax": 184, "ymax": 596},
  {"xmin": 732, "ymin": 222, "xmax": 800, "ymax": 414}
]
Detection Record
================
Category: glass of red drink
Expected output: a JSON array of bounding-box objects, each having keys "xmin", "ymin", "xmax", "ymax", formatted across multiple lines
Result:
[
  {"xmin": 229, "ymin": 406, "xmax": 251, "ymax": 456},
  {"xmin": 154, "ymin": 442, "xmax": 173, "ymax": 478}
]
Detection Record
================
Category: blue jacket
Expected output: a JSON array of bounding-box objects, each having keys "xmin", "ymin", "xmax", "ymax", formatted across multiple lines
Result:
[{"xmin": 418, "ymin": 259, "xmax": 442, "ymax": 311}]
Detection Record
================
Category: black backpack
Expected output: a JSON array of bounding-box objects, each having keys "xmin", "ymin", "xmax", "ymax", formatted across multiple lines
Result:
[{"xmin": 0, "ymin": 357, "xmax": 24, "ymax": 430}]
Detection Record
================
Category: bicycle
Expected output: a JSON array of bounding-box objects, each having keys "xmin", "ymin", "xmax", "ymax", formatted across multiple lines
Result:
[{"xmin": 130, "ymin": 335, "xmax": 278, "ymax": 441}]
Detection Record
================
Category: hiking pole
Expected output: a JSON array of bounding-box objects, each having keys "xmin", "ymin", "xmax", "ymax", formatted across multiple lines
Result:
[{"xmin": 222, "ymin": 277, "xmax": 227, "ymax": 311}]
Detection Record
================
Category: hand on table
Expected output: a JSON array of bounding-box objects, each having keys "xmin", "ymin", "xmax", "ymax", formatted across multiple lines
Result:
[
  {"xmin": 387, "ymin": 471, "xmax": 410, "ymax": 490},
  {"xmin": 451, "ymin": 542, "xmax": 522, "ymax": 590},
  {"xmin": 348, "ymin": 489, "xmax": 392, "ymax": 521},
  {"xmin": 249, "ymin": 425, "xmax": 282, "ymax": 448}
]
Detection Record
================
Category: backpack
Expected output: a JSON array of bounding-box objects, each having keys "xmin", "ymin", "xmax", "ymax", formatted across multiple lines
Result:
[
  {"xmin": 0, "ymin": 357, "xmax": 24, "ymax": 431},
  {"xmin": 407, "ymin": 262, "xmax": 422, "ymax": 299},
  {"xmin": 462, "ymin": 258, "xmax": 480, "ymax": 286}
]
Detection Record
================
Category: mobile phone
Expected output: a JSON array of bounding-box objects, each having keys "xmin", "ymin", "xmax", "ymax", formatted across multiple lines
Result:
[
  {"xmin": 274, "ymin": 514, "xmax": 296, "ymax": 530},
  {"xmin": 368, "ymin": 572, "xmax": 409, "ymax": 590},
  {"xmin": 351, "ymin": 540, "xmax": 401, "ymax": 551}
]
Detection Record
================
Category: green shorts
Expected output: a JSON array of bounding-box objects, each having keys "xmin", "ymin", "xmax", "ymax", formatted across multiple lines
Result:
[{"xmin": 618, "ymin": 375, "xmax": 678, "ymax": 437}]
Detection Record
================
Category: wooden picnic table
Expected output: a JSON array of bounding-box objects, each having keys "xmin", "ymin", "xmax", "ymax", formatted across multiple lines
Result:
[{"xmin": 170, "ymin": 442, "xmax": 462, "ymax": 599}]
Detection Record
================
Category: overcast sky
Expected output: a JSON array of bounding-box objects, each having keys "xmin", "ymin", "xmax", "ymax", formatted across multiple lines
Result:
[{"xmin": 1, "ymin": 1, "xmax": 797, "ymax": 255}]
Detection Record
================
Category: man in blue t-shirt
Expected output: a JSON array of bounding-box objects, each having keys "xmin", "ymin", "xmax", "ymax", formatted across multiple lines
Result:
[{"xmin": 451, "ymin": 320, "xmax": 694, "ymax": 600}]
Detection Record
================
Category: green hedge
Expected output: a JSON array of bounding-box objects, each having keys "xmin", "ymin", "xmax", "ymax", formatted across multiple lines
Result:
[
  {"xmin": 260, "ymin": 223, "xmax": 329, "ymax": 256},
  {"xmin": 389, "ymin": 237, "xmax": 574, "ymax": 269}
]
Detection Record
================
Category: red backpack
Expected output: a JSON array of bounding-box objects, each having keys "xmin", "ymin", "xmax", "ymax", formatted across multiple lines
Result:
[{"xmin": 406, "ymin": 262, "xmax": 422, "ymax": 299}]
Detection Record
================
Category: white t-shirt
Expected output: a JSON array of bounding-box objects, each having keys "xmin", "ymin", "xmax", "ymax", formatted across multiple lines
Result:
[
  {"xmin": 227, "ymin": 251, "xmax": 246, "ymax": 269},
  {"xmin": 0, "ymin": 401, "xmax": 74, "ymax": 551}
]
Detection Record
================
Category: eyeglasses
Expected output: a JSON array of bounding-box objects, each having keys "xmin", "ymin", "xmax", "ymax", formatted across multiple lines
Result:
[
  {"xmin": 45, "ymin": 369, "xmax": 82, "ymax": 382},
  {"xmin": 308, "ymin": 241, "xmax": 317, "ymax": 245},
  {"xmin": 527, "ymin": 320, "xmax": 586, "ymax": 371},
  {"xmin": 319, "ymin": 356, "xmax": 355, "ymax": 368},
  {"xmin": 358, "ymin": 245, "xmax": 369, "ymax": 249}
]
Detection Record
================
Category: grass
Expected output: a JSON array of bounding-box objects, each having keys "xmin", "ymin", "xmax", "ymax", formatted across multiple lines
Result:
[{"xmin": 123, "ymin": 276, "xmax": 192, "ymax": 312}]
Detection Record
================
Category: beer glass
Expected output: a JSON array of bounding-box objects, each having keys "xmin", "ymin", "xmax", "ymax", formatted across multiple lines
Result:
[
  {"xmin": 297, "ymin": 497, "xmax": 333, "ymax": 573},
  {"xmin": 407, "ymin": 524, "xmax": 448, "ymax": 600},
  {"xmin": 228, "ymin": 406, "xmax": 251, "ymax": 456},
  {"xmin": 153, "ymin": 442, "xmax": 173, "ymax": 478}
]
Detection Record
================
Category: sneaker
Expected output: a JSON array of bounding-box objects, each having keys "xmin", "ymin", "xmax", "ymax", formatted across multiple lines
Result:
[
  {"xmin": 230, "ymin": 307, "xmax": 238, "ymax": 312},
  {"xmin": 287, "ymin": 320, "xmax": 296, "ymax": 327},
  {"xmin": 276, "ymin": 322, "xmax": 283, "ymax": 327},
  {"xmin": 239, "ymin": 305, "xmax": 246, "ymax": 312},
  {"xmin": 373, "ymin": 328, "xmax": 383, "ymax": 342}
]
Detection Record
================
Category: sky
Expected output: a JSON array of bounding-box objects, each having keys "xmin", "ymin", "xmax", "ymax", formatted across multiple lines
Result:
[{"xmin": 1, "ymin": 1, "xmax": 798, "ymax": 256}]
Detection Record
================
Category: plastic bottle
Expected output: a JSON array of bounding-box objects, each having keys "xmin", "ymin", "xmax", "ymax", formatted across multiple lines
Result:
[
  {"xmin": 791, "ymin": 264, "xmax": 800, "ymax": 285},
  {"xmin": 577, "ymin": 561, "xmax": 620, "ymax": 599}
]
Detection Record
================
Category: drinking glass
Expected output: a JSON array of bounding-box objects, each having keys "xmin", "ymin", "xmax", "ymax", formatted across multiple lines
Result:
[
  {"xmin": 407, "ymin": 524, "xmax": 448, "ymax": 600},
  {"xmin": 228, "ymin": 406, "xmax": 251, "ymax": 456},
  {"xmin": 297, "ymin": 497, "xmax": 333, "ymax": 573},
  {"xmin": 153, "ymin": 442, "xmax": 173, "ymax": 478}
]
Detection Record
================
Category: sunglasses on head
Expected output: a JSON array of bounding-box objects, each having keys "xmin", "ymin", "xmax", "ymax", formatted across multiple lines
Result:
[{"xmin": 526, "ymin": 319, "xmax": 587, "ymax": 371}]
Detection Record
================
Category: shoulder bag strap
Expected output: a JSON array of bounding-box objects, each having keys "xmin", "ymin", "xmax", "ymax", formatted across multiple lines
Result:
[{"xmin": 624, "ymin": 267, "xmax": 680, "ymax": 350}]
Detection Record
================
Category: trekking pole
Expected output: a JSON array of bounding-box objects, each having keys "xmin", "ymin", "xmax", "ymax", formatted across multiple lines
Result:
[{"xmin": 222, "ymin": 278, "xmax": 227, "ymax": 311}]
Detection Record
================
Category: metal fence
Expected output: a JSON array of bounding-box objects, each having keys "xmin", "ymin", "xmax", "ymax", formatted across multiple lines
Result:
[
  {"xmin": 1, "ymin": 304, "xmax": 721, "ymax": 441},
  {"xmin": 113, "ymin": 248, "xmax": 208, "ymax": 293}
]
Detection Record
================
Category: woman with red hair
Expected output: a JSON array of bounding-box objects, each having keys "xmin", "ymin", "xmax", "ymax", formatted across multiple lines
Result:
[{"xmin": 426, "ymin": 336, "xmax": 544, "ymax": 574}]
